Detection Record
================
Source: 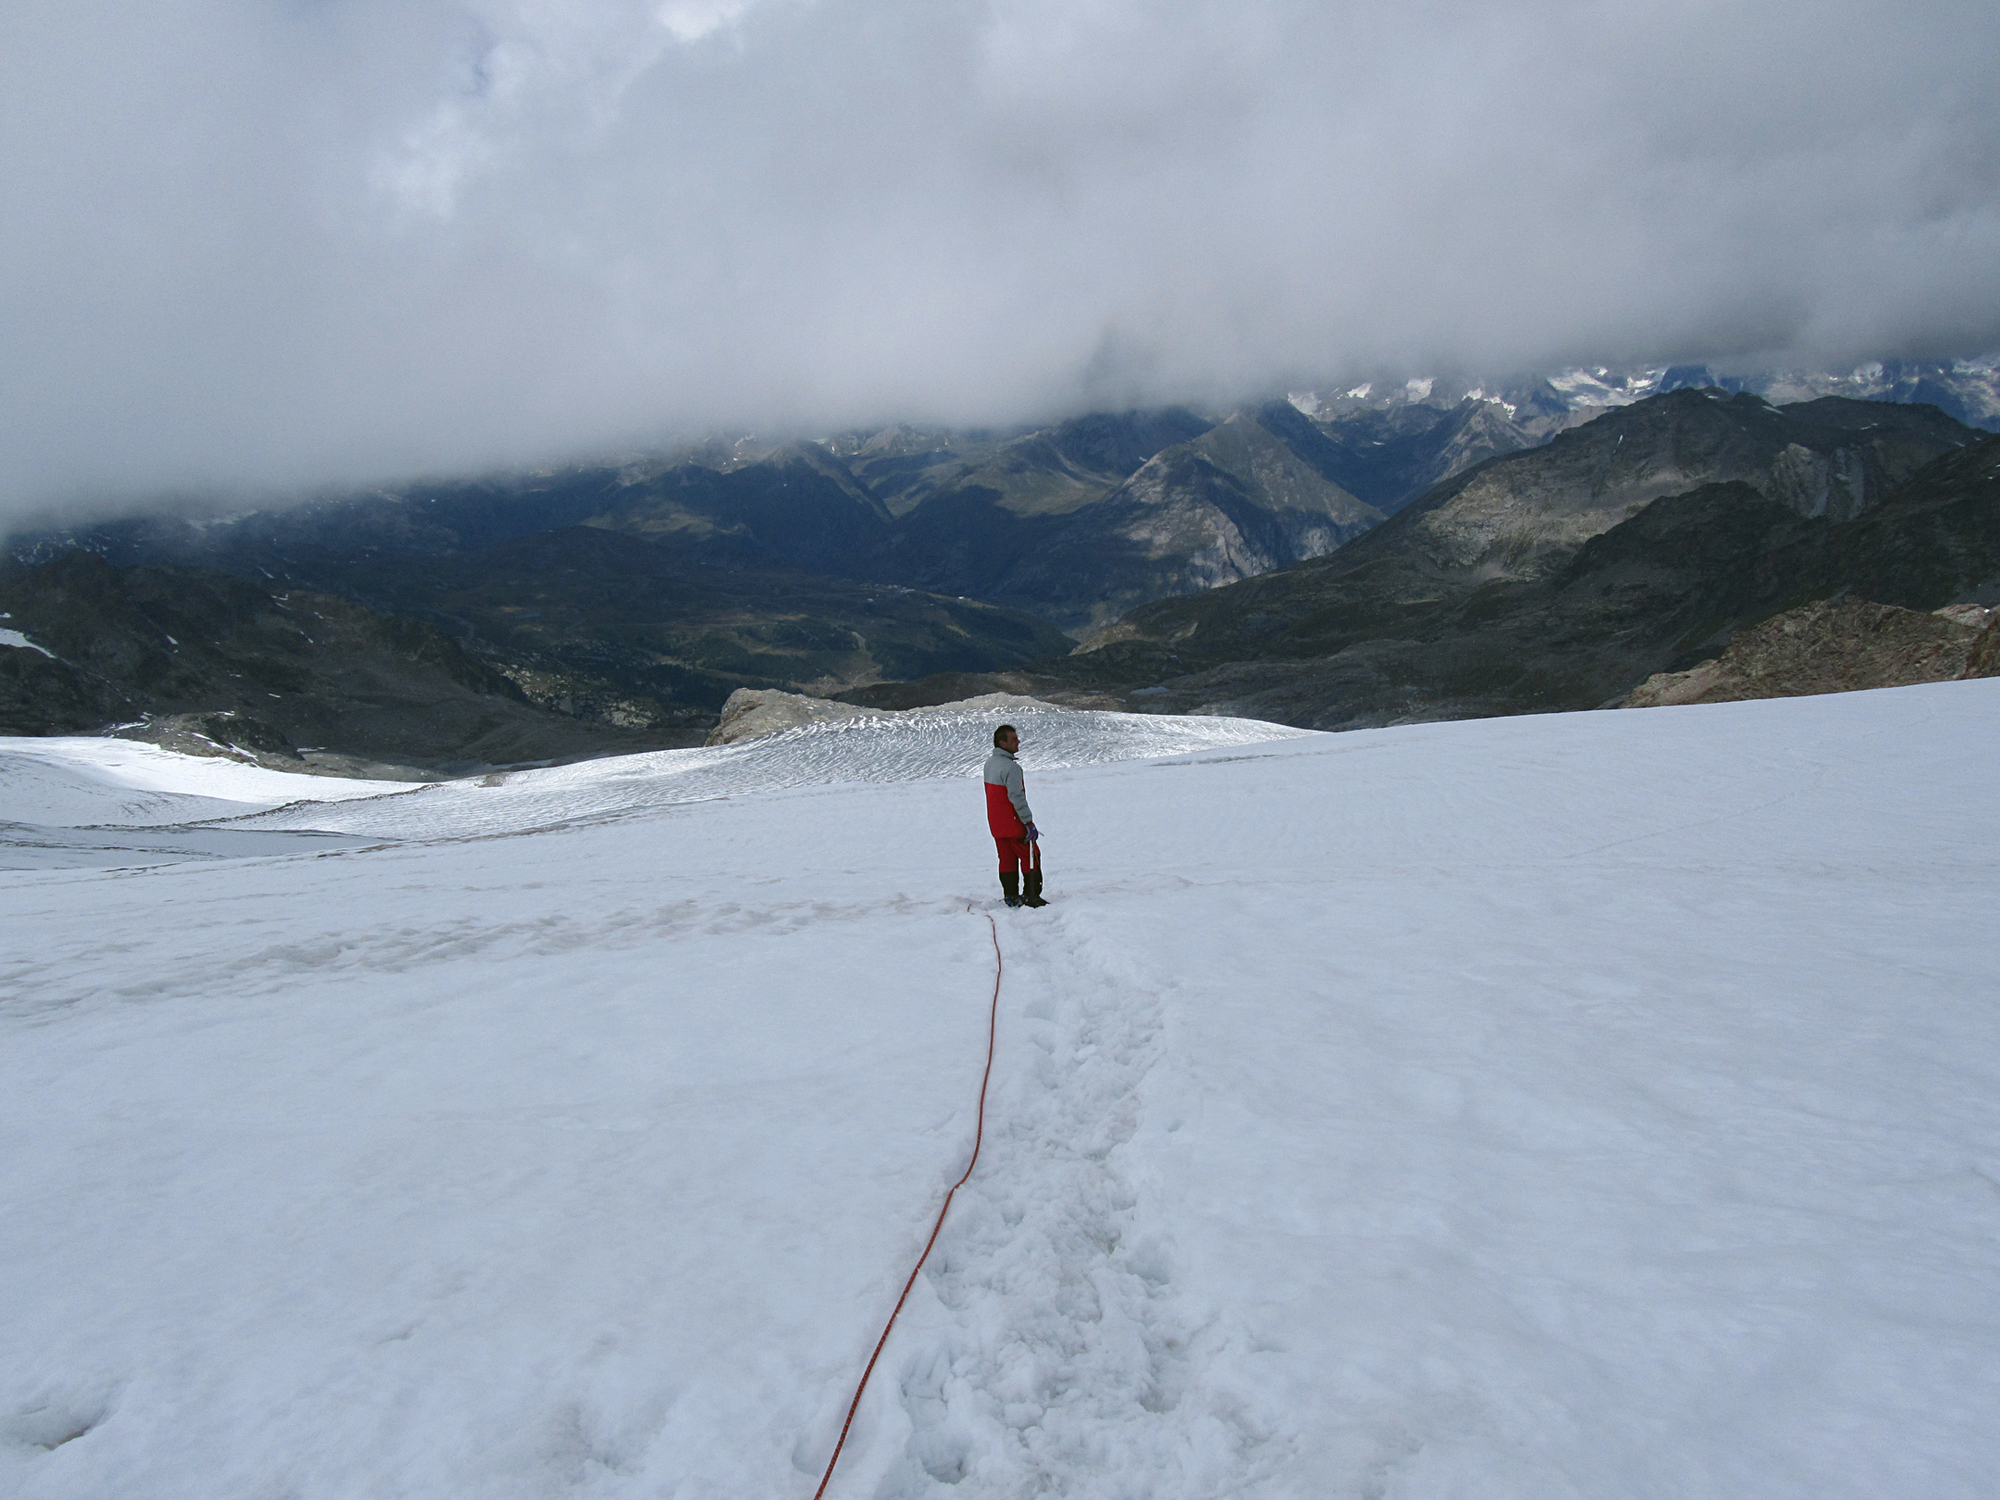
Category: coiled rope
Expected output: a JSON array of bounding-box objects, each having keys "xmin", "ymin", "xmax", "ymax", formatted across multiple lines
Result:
[{"xmin": 813, "ymin": 910, "xmax": 1005, "ymax": 1497}]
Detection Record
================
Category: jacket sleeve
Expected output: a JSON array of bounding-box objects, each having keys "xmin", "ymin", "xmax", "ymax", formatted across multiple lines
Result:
[{"xmin": 1004, "ymin": 760, "xmax": 1035, "ymax": 827}]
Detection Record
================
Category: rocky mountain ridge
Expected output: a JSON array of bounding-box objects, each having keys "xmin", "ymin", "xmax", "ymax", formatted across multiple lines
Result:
[
  {"xmin": 1078, "ymin": 392, "xmax": 1970, "ymax": 661},
  {"xmin": 846, "ymin": 399, "xmax": 1997, "ymax": 729}
]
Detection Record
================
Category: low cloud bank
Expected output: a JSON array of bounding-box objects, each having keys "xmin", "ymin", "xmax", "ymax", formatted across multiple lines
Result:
[{"xmin": 4, "ymin": 0, "xmax": 1998, "ymax": 521}]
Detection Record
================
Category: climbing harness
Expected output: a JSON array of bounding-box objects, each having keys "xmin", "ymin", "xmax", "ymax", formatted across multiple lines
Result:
[{"xmin": 812, "ymin": 909, "xmax": 1005, "ymax": 1497}]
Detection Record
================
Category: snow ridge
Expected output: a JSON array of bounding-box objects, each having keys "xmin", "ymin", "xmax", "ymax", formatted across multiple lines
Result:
[
  {"xmin": 2, "ymin": 707, "xmax": 1306, "ymax": 870},
  {"xmin": 215, "ymin": 708, "xmax": 1309, "ymax": 844}
]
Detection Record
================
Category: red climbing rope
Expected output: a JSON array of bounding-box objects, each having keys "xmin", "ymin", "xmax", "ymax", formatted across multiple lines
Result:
[{"xmin": 813, "ymin": 910, "xmax": 1005, "ymax": 1498}]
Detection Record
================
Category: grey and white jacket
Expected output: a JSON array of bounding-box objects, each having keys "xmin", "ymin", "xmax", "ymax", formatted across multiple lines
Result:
[{"xmin": 982, "ymin": 747, "xmax": 1035, "ymax": 836}]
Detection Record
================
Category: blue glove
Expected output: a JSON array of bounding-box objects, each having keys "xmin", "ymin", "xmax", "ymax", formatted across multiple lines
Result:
[{"xmin": 1025, "ymin": 823, "xmax": 1041, "ymax": 841}]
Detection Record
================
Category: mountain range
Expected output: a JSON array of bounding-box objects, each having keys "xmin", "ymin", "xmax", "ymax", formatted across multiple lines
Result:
[
  {"xmin": 5, "ymin": 356, "xmax": 1998, "ymax": 766},
  {"xmin": 848, "ymin": 392, "xmax": 2000, "ymax": 727}
]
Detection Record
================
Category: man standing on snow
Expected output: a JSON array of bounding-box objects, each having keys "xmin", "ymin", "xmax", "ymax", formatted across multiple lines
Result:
[{"xmin": 984, "ymin": 723, "xmax": 1046, "ymax": 908}]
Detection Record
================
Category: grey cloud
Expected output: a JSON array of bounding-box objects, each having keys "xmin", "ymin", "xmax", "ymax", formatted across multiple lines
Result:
[{"xmin": 3, "ymin": 0, "xmax": 1998, "ymax": 523}]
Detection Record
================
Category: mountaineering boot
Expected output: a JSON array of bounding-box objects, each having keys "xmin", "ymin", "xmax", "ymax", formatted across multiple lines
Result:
[
  {"xmin": 1021, "ymin": 869, "xmax": 1048, "ymax": 908},
  {"xmin": 1000, "ymin": 871, "xmax": 1023, "ymax": 908}
]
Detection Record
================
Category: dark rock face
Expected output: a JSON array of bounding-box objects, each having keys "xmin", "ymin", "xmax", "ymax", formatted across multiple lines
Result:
[
  {"xmin": 1622, "ymin": 599, "xmax": 1996, "ymax": 707},
  {"xmin": 1796, "ymin": 432, "xmax": 2000, "ymax": 607},
  {"xmin": 0, "ymin": 550, "xmax": 699, "ymax": 772}
]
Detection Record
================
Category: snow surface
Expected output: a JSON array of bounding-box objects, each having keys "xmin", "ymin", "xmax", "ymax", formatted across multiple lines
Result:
[
  {"xmin": 0, "ymin": 627, "xmax": 55, "ymax": 658},
  {"xmin": 0, "ymin": 737, "xmax": 411, "ymax": 868},
  {"xmin": 3, "ymin": 686, "xmax": 1998, "ymax": 1497}
]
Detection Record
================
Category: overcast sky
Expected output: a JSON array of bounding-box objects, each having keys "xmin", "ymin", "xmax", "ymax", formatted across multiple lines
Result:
[{"xmin": 4, "ymin": 0, "xmax": 1998, "ymax": 521}]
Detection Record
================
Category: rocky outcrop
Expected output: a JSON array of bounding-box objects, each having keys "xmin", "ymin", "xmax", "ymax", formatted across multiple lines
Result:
[
  {"xmin": 1964, "ymin": 618, "xmax": 2000, "ymax": 678},
  {"xmin": 1621, "ymin": 600, "xmax": 1998, "ymax": 707},
  {"xmin": 705, "ymin": 688, "xmax": 893, "ymax": 745}
]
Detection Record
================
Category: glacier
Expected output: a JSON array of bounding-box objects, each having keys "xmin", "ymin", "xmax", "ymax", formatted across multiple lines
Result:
[{"xmin": 2, "ymin": 685, "xmax": 1997, "ymax": 1497}]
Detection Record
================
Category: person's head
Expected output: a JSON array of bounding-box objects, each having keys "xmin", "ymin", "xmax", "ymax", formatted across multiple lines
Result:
[{"xmin": 993, "ymin": 723, "xmax": 1019, "ymax": 752}]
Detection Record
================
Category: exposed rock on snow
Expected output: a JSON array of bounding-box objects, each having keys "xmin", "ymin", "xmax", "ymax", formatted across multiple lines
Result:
[
  {"xmin": 1964, "ymin": 617, "xmax": 2000, "ymax": 678},
  {"xmin": 1622, "ymin": 599, "xmax": 1999, "ymax": 707},
  {"xmin": 705, "ymin": 687, "xmax": 892, "ymax": 745}
]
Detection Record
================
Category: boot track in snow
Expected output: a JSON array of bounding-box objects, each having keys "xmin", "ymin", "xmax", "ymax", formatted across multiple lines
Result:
[{"xmin": 813, "ymin": 901, "xmax": 1284, "ymax": 1496}]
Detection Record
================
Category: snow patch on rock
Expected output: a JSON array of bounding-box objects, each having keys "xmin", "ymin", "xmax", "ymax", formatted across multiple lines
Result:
[{"xmin": 0, "ymin": 628, "xmax": 55, "ymax": 658}]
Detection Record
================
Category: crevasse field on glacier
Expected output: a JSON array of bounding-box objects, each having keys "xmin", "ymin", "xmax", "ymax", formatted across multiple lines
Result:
[{"xmin": 2, "ymin": 687, "xmax": 1997, "ymax": 1499}]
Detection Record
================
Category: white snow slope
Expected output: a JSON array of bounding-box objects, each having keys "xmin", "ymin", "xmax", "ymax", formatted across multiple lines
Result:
[{"xmin": 2, "ymin": 688, "xmax": 1997, "ymax": 1499}]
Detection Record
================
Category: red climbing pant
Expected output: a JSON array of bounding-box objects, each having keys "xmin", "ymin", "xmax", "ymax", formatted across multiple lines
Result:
[{"xmin": 994, "ymin": 836, "xmax": 1040, "ymax": 879}]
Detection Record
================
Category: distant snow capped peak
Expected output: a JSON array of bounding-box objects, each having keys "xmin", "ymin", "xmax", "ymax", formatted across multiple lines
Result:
[
  {"xmin": 1545, "ymin": 368, "xmax": 1666, "ymax": 407},
  {"xmin": 1462, "ymin": 388, "xmax": 1520, "ymax": 416}
]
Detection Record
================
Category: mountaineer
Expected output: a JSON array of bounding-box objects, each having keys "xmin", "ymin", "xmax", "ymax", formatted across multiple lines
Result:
[{"xmin": 982, "ymin": 722, "xmax": 1046, "ymax": 908}]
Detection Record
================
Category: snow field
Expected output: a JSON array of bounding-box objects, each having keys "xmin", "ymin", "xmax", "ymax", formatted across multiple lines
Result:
[
  {"xmin": 0, "ymin": 735, "xmax": 407, "ymax": 827},
  {"xmin": 0, "ymin": 737, "xmax": 407, "ymax": 867},
  {"xmin": 3, "ymin": 685, "xmax": 1998, "ymax": 1497}
]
